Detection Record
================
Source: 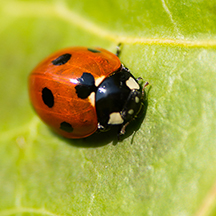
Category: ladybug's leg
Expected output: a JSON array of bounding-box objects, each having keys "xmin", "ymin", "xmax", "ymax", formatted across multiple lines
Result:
[
  {"xmin": 118, "ymin": 122, "xmax": 130, "ymax": 137},
  {"xmin": 142, "ymin": 81, "xmax": 149, "ymax": 96},
  {"xmin": 116, "ymin": 43, "xmax": 122, "ymax": 57},
  {"xmin": 136, "ymin": 77, "xmax": 143, "ymax": 82},
  {"xmin": 118, "ymin": 89, "xmax": 143, "ymax": 137},
  {"xmin": 136, "ymin": 77, "xmax": 149, "ymax": 96},
  {"xmin": 121, "ymin": 64, "xmax": 130, "ymax": 73}
]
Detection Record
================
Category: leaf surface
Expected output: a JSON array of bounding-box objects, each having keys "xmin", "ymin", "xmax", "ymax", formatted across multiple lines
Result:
[{"xmin": 0, "ymin": 0, "xmax": 216, "ymax": 215}]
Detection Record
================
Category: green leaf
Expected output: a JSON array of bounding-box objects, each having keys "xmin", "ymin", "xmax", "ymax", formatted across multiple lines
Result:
[{"xmin": 1, "ymin": 0, "xmax": 216, "ymax": 215}]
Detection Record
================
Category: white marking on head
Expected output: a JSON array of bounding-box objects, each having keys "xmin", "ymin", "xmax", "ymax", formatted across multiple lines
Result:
[
  {"xmin": 108, "ymin": 112, "xmax": 124, "ymax": 125},
  {"xmin": 88, "ymin": 92, "xmax": 95, "ymax": 107},
  {"xmin": 135, "ymin": 96, "xmax": 140, "ymax": 103},
  {"xmin": 128, "ymin": 109, "xmax": 134, "ymax": 115},
  {"xmin": 95, "ymin": 76, "xmax": 105, "ymax": 87},
  {"xmin": 126, "ymin": 77, "xmax": 140, "ymax": 90}
]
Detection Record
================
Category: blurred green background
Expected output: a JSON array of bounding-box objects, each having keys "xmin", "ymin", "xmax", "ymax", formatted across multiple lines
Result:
[{"xmin": 1, "ymin": 0, "xmax": 216, "ymax": 215}]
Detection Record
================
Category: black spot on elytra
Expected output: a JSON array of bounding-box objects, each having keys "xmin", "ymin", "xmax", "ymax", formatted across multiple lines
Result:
[
  {"xmin": 87, "ymin": 48, "xmax": 101, "ymax": 53},
  {"xmin": 60, "ymin": 121, "xmax": 73, "ymax": 133},
  {"xmin": 75, "ymin": 72, "xmax": 97, "ymax": 99},
  {"xmin": 42, "ymin": 87, "xmax": 54, "ymax": 108},
  {"xmin": 52, "ymin": 53, "xmax": 71, "ymax": 65}
]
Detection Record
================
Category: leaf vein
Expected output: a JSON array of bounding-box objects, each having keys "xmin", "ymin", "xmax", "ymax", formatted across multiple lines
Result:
[
  {"xmin": 2, "ymin": 2, "xmax": 216, "ymax": 48},
  {"xmin": 0, "ymin": 207, "xmax": 63, "ymax": 216},
  {"xmin": 161, "ymin": 0, "xmax": 183, "ymax": 38}
]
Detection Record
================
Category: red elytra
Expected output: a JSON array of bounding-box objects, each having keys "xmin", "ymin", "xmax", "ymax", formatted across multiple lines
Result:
[{"xmin": 29, "ymin": 47, "xmax": 122, "ymax": 138}]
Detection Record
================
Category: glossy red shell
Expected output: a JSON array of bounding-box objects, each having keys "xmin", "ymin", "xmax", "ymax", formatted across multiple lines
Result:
[{"xmin": 29, "ymin": 47, "xmax": 122, "ymax": 138}]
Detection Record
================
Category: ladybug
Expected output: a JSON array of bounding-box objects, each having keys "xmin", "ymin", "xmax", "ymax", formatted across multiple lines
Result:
[{"xmin": 29, "ymin": 46, "xmax": 148, "ymax": 139}]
